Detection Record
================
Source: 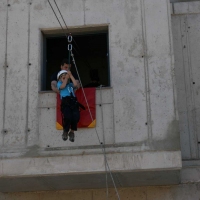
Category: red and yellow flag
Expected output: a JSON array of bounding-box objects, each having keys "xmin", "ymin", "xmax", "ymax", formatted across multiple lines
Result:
[{"xmin": 56, "ymin": 88, "xmax": 96, "ymax": 129}]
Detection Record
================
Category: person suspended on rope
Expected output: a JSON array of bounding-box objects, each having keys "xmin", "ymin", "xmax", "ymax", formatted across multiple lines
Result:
[
  {"xmin": 57, "ymin": 70, "xmax": 80, "ymax": 142},
  {"xmin": 51, "ymin": 58, "xmax": 80, "ymax": 93}
]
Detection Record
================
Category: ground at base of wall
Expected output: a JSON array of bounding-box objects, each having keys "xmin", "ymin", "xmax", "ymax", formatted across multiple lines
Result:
[{"xmin": 0, "ymin": 183, "xmax": 200, "ymax": 200}]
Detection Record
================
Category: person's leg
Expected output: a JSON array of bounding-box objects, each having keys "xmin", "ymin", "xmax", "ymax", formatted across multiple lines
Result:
[
  {"xmin": 69, "ymin": 107, "xmax": 80, "ymax": 142},
  {"xmin": 62, "ymin": 105, "xmax": 72, "ymax": 141}
]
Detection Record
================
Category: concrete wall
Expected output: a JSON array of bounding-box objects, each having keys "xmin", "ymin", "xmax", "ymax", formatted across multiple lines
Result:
[
  {"xmin": 1, "ymin": 183, "xmax": 200, "ymax": 200},
  {"xmin": 0, "ymin": 0, "xmax": 178, "ymax": 153},
  {"xmin": 0, "ymin": 0, "xmax": 181, "ymax": 192},
  {"xmin": 169, "ymin": 2, "xmax": 200, "ymax": 199},
  {"xmin": 1, "ymin": 0, "xmax": 200, "ymax": 198},
  {"xmin": 171, "ymin": 1, "xmax": 200, "ymax": 159}
]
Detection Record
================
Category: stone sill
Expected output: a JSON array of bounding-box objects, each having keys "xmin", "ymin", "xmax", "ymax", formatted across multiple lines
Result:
[
  {"xmin": 0, "ymin": 150, "xmax": 181, "ymax": 177},
  {"xmin": 0, "ymin": 150, "xmax": 182, "ymax": 192}
]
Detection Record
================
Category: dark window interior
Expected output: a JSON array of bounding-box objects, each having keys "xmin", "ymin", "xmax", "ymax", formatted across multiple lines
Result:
[{"xmin": 42, "ymin": 32, "xmax": 109, "ymax": 90}]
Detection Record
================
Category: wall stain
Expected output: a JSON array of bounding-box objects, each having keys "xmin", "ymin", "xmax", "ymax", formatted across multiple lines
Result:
[
  {"xmin": 150, "ymin": 119, "xmax": 180, "ymax": 150},
  {"xmin": 124, "ymin": 0, "xmax": 139, "ymax": 28},
  {"xmin": 34, "ymin": 3, "xmax": 43, "ymax": 11}
]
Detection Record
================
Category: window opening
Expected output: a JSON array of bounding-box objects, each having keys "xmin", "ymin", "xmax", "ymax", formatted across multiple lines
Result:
[{"xmin": 42, "ymin": 31, "xmax": 109, "ymax": 91}]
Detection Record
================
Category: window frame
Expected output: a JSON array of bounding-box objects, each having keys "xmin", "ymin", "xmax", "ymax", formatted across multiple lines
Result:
[{"xmin": 41, "ymin": 24, "xmax": 110, "ymax": 91}]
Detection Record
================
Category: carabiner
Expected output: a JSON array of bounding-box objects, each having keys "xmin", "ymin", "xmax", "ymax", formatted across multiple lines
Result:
[
  {"xmin": 68, "ymin": 35, "xmax": 72, "ymax": 43},
  {"xmin": 68, "ymin": 44, "xmax": 72, "ymax": 51}
]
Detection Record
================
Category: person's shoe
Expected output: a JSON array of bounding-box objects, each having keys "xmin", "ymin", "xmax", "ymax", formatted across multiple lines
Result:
[
  {"xmin": 62, "ymin": 130, "xmax": 68, "ymax": 141},
  {"xmin": 69, "ymin": 131, "xmax": 75, "ymax": 142}
]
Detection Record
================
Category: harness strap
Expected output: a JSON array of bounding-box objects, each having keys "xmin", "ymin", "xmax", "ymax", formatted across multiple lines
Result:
[
  {"xmin": 61, "ymin": 96, "xmax": 85, "ymax": 110},
  {"xmin": 78, "ymin": 102, "xmax": 85, "ymax": 110}
]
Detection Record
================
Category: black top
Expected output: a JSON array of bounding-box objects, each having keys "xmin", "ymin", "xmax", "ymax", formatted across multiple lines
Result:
[
  {"xmin": 84, "ymin": 82, "xmax": 100, "ymax": 88},
  {"xmin": 50, "ymin": 71, "xmax": 59, "ymax": 82}
]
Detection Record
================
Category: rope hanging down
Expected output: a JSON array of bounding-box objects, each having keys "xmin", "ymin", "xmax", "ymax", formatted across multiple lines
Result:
[
  {"xmin": 53, "ymin": 0, "xmax": 80, "ymax": 51},
  {"xmin": 48, "ymin": 0, "xmax": 92, "ymax": 70},
  {"xmin": 71, "ymin": 49, "xmax": 120, "ymax": 200},
  {"xmin": 47, "ymin": 1, "xmax": 120, "ymax": 199},
  {"xmin": 47, "ymin": 0, "xmax": 79, "ymax": 54}
]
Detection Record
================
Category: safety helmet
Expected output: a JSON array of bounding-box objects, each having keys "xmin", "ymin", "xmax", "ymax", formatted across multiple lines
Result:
[{"xmin": 57, "ymin": 70, "xmax": 68, "ymax": 80}]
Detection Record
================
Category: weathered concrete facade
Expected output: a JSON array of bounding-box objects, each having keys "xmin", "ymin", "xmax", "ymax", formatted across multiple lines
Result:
[
  {"xmin": 0, "ymin": 0, "xmax": 199, "ymax": 199},
  {"xmin": 1, "ymin": 184, "xmax": 200, "ymax": 200},
  {"xmin": 172, "ymin": 1, "xmax": 200, "ymax": 160}
]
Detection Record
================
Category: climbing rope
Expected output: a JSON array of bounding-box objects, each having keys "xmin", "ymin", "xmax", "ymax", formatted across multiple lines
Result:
[
  {"xmin": 47, "ymin": 0, "xmax": 79, "ymax": 54},
  {"xmin": 71, "ymin": 51, "xmax": 120, "ymax": 200},
  {"xmin": 47, "ymin": 1, "xmax": 121, "ymax": 199},
  {"xmin": 100, "ymin": 85, "xmax": 109, "ymax": 199},
  {"xmin": 53, "ymin": 0, "xmax": 80, "ymax": 51}
]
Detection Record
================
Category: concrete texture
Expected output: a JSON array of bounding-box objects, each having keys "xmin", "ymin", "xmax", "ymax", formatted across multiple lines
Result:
[
  {"xmin": 1, "ymin": 183, "xmax": 200, "ymax": 200},
  {"xmin": 173, "ymin": 1, "xmax": 200, "ymax": 14},
  {"xmin": 0, "ymin": 0, "xmax": 182, "ymax": 192},
  {"xmin": 110, "ymin": 0, "xmax": 149, "ymax": 144},
  {"xmin": 181, "ymin": 166, "xmax": 200, "ymax": 184},
  {"xmin": 0, "ymin": 150, "xmax": 181, "ymax": 192},
  {"xmin": 0, "ymin": 170, "xmax": 180, "ymax": 193},
  {"xmin": 3, "ymin": 0, "xmax": 29, "ymax": 147},
  {"xmin": 171, "ymin": 6, "xmax": 200, "ymax": 159},
  {"xmin": 0, "ymin": 0, "xmax": 200, "ymax": 198},
  {"xmin": 0, "ymin": 151, "xmax": 181, "ymax": 177},
  {"xmin": 143, "ymin": 0, "xmax": 177, "ymax": 143},
  {"xmin": 0, "ymin": 0, "xmax": 7, "ymax": 147},
  {"xmin": 0, "ymin": 0, "xmax": 179, "ymax": 151}
]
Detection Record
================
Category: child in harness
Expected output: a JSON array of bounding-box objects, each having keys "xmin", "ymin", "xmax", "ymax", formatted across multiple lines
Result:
[{"xmin": 57, "ymin": 70, "xmax": 80, "ymax": 142}]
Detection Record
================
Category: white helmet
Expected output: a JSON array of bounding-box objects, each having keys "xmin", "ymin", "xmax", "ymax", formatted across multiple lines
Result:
[{"xmin": 57, "ymin": 70, "xmax": 68, "ymax": 80}]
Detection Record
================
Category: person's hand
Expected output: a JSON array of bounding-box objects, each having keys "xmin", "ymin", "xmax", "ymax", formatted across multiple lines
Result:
[
  {"xmin": 57, "ymin": 89, "xmax": 60, "ymax": 94},
  {"xmin": 67, "ymin": 71, "xmax": 72, "ymax": 77},
  {"xmin": 66, "ymin": 73, "xmax": 70, "ymax": 79}
]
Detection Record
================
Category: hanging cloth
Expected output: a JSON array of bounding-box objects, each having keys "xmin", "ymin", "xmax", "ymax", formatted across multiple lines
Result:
[{"xmin": 56, "ymin": 88, "xmax": 96, "ymax": 129}]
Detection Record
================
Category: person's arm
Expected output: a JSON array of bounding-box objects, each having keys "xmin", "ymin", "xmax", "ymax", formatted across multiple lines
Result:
[
  {"xmin": 73, "ymin": 71, "xmax": 80, "ymax": 88},
  {"xmin": 68, "ymin": 71, "xmax": 80, "ymax": 89},
  {"xmin": 51, "ymin": 80, "xmax": 60, "ymax": 93},
  {"xmin": 76, "ymin": 80, "xmax": 80, "ymax": 89}
]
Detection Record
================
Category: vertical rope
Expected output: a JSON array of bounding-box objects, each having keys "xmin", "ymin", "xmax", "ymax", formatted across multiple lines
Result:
[
  {"xmin": 100, "ymin": 85, "xmax": 109, "ymax": 199},
  {"xmin": 71, "ymin": 52, "xmax": 120, "ymax": 200},
  {"xmin": 47, "ymin": 1, "xmax": 121, "ymax": 199}
]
